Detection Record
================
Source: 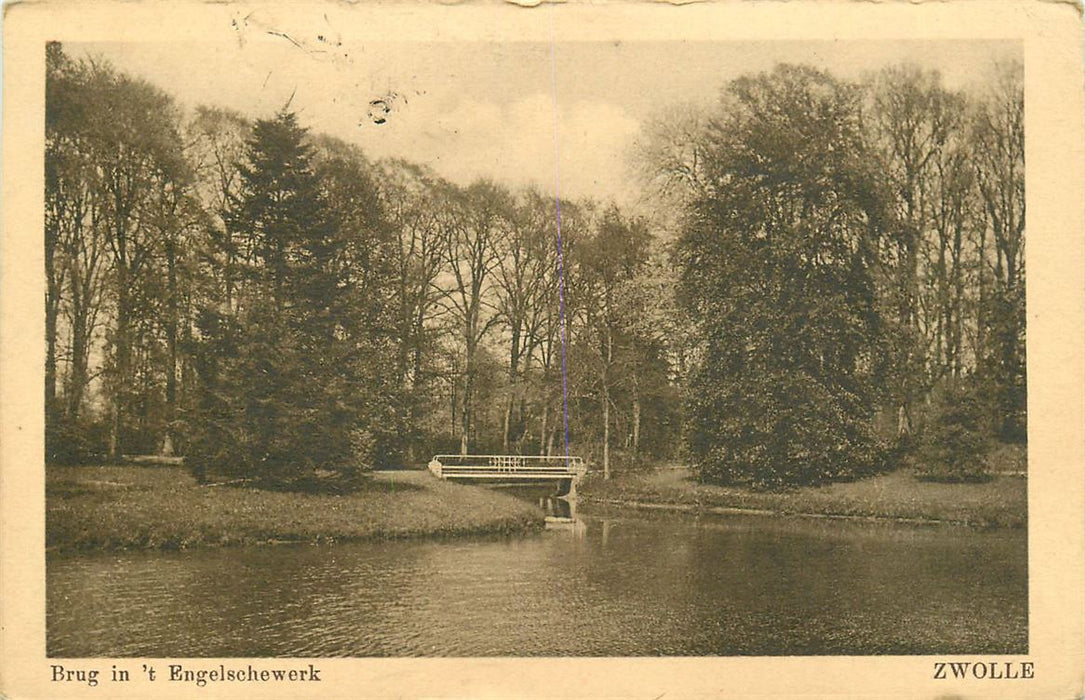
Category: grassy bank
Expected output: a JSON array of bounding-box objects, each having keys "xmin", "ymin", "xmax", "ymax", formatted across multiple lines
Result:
[
  {"xmin": 579, "ymin": 466, "xmax": 1027, "ymax": 529},
  {"xmin": 47, "ymin": 465, "xmax": 545, "ymax": 553}
]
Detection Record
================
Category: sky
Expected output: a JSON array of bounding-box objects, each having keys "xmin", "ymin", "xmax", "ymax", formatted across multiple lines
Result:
[{"xmin": 73, "ymin": 39, "xmax": 1019, "ymax": 208}]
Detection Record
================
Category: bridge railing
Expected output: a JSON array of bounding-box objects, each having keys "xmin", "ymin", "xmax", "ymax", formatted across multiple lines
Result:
[{"xmin": 428, "ymin": 454, "xmax": 586, "ymax": 479}]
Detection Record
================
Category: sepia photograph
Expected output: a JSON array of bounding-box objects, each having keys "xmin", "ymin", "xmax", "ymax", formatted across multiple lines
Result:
[
  {"xmin": 42, "ymin": 35, "xmax": 1028, "ymax": 658},
  {"xmin": 2, "ymin": 1, "xmax": 1083, "ymax": 698}
]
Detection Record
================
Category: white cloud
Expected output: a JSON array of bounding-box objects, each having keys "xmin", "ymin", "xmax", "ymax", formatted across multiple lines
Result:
[
  {"xmin": 354, "ymin": 92, "xmax": 641, "ymax": 204},
  {"xmin": 80, "ymin": 39, "xmax": 1013, "ymax": 209}
]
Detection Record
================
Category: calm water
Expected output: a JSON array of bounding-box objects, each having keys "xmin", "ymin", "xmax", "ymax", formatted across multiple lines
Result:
[{"xmin": 47, "ymin": 502, "xmax": 1027, "ymax": 656}]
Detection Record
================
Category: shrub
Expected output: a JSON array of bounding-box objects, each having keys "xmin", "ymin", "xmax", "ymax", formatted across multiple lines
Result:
[
  {"xmin": 46, "ymin": 413, "xmax": 109, "ymax": 465},
  {"xmin": 689, "ymin": 369, "xmax": 889, "ymax": 490},
  {"xmin": 914, "ymin": 382, "xmax": 991, "ymax": 483}
]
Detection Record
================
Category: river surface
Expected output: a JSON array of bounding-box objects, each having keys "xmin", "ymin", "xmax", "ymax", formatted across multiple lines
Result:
[{"xmin": 47, "ymin": 500, "xmax": 1027, "ymax": 657}]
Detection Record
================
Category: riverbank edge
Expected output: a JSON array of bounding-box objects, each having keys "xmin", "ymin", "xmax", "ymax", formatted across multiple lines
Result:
[
  {"xmin": 46, "ymin": 522, "xmax": 548, "ymax": 555},
  {"xmin": 577, "ymin": 468, "xmax": 1027, "ymax": 530},
  {"xmin": 579, "ymin": 496, "xmax": 1009, "ymax": 528},
  {"xmin": 46, "ymin": 466, "xmax": 546, "ymax": 554}
]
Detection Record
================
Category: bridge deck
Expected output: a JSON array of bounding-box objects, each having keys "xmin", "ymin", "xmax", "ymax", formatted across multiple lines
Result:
[{"xmin": 428, "ymin": 455, "xmax": 586, "ymax": 481}]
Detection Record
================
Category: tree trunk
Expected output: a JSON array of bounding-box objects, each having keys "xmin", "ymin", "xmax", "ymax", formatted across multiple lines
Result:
[
  {"xmin": 110, "ymin": 289, "xmax": 128, "ymax": 461},
  {"xmin": 67, "ymin": 319, "xmax": 88, "ymax": 422},
  {"xmin": 45, "ymin": 198, "xmax": 64, "ymax": 430},
  {"xmin": 602, "ymin": 388, "xmax": 610, "ymax": 480},
  {"xmin": 450, "ymin": 379, "xmax": 457, "ymax": 441},
  {"xmin": 951, "ymin": 218, "xmax": 965, "ymax": 379},
  {"xmin": 108, "ymin": 172, "xmax": 132, "ymax": 462},
  {"xmin": 539, "ymin": 400, "xmax": 548, "ymax": 456},
  {"xmin": 602, "ymin": 324, "xmax": 613, "ymax": 479},
  {"xmin": 45, "ymin": 299, "xmax": 59, "ymax": 417},
  {"xmin": 897, "ymin": 403, "xmax": 911, "ymax": 439},
  {"xmin": 164, "ymin": 234, "xmax": 178, "ymax": 456},
  {"xmin": 460, "ymin": 357, "xmax": 472, "ymax": 456},
  {"xmin": 502, "ymin": 397, "xmax": 512, "ymax": 453},
  {"xmin": 502, "ymin": 320, "xmax": 522, "ymax": 453},
  {"xmin": 977, "ymin": 220, "xmax": 988, "ymax": 364}
]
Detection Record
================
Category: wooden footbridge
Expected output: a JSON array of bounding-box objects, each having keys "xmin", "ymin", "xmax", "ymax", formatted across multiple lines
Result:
[{"xmin": 428, "ymin": 454, "xmax": 587, "ymax": 497}]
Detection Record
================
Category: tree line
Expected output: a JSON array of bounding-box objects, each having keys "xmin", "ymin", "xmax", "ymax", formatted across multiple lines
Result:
[
  {"xmin": 641, "ymin": 61, "xmax": 1024, "ymax": 486},
  {"xmin": 45, "ymin": 42, "xmax": 1023, "ymax": 489},
  {"xmin": 44, "ymin": 42, "xmax": 675, "ymax": 484}
]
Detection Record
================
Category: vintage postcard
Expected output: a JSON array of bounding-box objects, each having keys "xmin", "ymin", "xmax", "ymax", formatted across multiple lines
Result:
[{"xmin": 2, "ymin": 0, "xmax": 1082, "ymax": 698}]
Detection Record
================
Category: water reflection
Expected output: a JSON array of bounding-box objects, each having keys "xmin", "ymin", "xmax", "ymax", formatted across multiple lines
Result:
[
  {"xmin": 539, "ymin": 493, "xmax": 574, "ymax": 519},
  {"xmin": 47, "ymin": 505, "xmax": 1027, "ymax": 657}
]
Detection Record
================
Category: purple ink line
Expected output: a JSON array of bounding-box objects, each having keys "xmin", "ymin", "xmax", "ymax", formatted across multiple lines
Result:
[{"xmin": 549, "ymin": 7, "xmax": 571, "ymax": 464}]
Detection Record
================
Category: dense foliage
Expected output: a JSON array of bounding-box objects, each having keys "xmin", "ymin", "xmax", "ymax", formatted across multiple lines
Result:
[
  {"xmin": 914, "ymin": 381, "xmax": 991, "ymax": 483},
  {"xmin": 667, "ymin": 63, "xmax": 1024, "ymax": 487},
  {"xmin": 43, "ymin": 44, "xmax": 677, "ymax": 485},
  {"xmin": 185, "ymin": 113, "xmax": 398, "ymax": 486},
  {"xmin": 44, "ymin": 43, "xmax": 1024, "ymax": 490},
  {"xmin": 680, "ymin": 66, "xmax": 891, "ymax": 487}
]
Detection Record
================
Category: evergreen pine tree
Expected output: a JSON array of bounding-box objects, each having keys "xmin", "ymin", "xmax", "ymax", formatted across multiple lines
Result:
[{"xmin": 188, "ymin": 110, "xmax": 381, "ymax": 488}]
